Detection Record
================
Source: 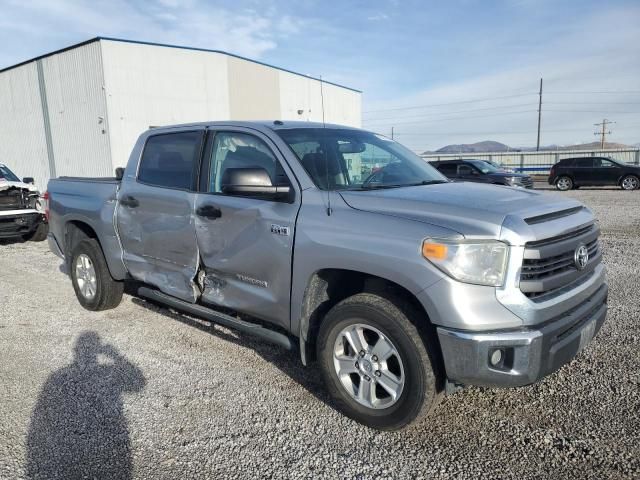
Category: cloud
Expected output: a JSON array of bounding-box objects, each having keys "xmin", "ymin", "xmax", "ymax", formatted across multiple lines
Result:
[
  {"xmin": 367, "ymin": 13, "xmax": 389, "ymax": 21},
  {"xmin": 0, "ymin": 0, "xmax": 302, "ymax": 65},
  {"xmin": 362, "ymin": 4, "xmax": 640, "ymax": 151}
]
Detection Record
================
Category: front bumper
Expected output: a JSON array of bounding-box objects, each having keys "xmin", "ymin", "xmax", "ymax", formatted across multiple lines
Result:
[
  {"xmin": 436, "ymin": 283, "xmax": 607, "ymax": 387},
  {"xmin": 0, "ymin": 212, "xmax": 44, "ymax": 239}
]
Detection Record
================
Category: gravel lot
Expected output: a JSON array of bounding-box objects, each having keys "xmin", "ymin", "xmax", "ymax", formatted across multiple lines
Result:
[{"xmin": 1, "ymin": 188, "xmax": 638, "ymax": 480}]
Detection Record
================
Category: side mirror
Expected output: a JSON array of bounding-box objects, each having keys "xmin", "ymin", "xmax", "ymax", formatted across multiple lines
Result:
[
  {"xmin": 221, "ymin": 168, "xmax": 292, "ymax": 202},
  {"xmin": 115, "ymin": 167, "xmax": 125, "ymax": 181},
  {"xmin": 23, "ymin": 177, "xmax": 34, "ymax": 184}
]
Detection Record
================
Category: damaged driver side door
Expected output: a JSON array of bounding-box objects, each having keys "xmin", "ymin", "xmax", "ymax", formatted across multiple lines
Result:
[{"xmin": 193, "ymin": 128, "xmax": 300, "ymax": 329}]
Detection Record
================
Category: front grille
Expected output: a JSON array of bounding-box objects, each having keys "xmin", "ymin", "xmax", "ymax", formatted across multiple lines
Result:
[
  {"xmin": 520, "ymin": 223, "xmax": 602, "ymax": 300},
  {"xmin": 519, "ymin": 177, "xmax": 534, "ymax": 189}
]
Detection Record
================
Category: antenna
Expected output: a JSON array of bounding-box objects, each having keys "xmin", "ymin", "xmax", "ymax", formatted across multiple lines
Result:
[{"xmin": 320, "ymin": 75, "xmax": 331, "ymax": 216}]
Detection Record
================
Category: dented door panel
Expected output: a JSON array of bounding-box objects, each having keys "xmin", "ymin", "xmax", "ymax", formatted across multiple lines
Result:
[
  {"xmin": 117, "ymin": 183, "xmax": 200, "ymax": 302},
  {"xmin": 194, "ymin": 195, "xmax": 298, "ymax": 328}
]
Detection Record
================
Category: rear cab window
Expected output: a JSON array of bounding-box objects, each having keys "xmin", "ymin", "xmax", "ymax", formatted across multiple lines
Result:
[{"xmin": 137, "ymin": 131, "xmax": 203, "ymax": 190}]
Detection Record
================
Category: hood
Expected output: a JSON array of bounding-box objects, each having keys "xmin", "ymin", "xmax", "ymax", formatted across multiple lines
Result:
[
  {"xmin": 0, "ymin": 179, "xmax": 39, "ymax": 193},
  {"xmin": 339, "ymin": 182, "xmax": 583, "ymax": 238},
  {"xmin": 488, "ymin": 172, "xmax": 530, "ymax": 178}
]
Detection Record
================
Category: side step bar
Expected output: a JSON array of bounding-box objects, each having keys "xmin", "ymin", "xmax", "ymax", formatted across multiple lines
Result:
[{"xmin": 137, "ymin": 286, "xmax": 294, "ymax": 350}]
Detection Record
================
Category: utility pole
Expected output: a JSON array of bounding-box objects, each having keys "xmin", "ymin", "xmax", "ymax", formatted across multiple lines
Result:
[
  {"xmin": 594, "ymin": 119, "xmax": 615, "ymax": 149},
  {"xmin": 391, "ymin": 126, "xmax": 394, "ymax": 140},
  {"xmin": 536, "ymin": 78, "xmax": 543, "ymax": 151}
]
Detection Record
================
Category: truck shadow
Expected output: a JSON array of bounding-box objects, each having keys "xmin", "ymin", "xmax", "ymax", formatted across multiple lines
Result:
[
  {"xmin": 129, "ymin": 296, "xmax": 332, "ymax": 410},
  {"xmin": 26, "ymin": 331, "xmax": 146, "ymax": 480}
]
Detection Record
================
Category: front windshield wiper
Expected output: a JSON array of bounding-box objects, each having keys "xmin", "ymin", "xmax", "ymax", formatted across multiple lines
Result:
[{"xmin": 352, "ymin": 179, "xmax": 449, "ymax": 191}]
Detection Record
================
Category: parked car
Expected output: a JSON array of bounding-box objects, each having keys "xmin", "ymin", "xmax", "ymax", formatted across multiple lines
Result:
[
  {"xmin": 548, "ymin": 156, "xmax": 640, "ymax": 191},
  {"xmin": 0, "ymin": 163, "xmax": 48, "ymax": 241},
  {"xmin": 431, "ymin": 159, "xmax": 534, "ymax": 188},
  {"xmin": 47, "ymin": 121, "xmax": 607, "ymax": 430}
]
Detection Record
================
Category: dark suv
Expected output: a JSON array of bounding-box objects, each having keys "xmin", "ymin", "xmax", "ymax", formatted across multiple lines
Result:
[
  {"xmin": 431, "ymin": 159, "xmax": 534, "ymax": 188},
  {"xmin": 548, "ymin": 157, "xmax": 640, "ymax": 191}
]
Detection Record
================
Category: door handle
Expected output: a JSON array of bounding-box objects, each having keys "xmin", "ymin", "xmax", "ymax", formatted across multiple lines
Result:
[
  {"xmin": 196, "ymin": 204, "xmax": 222, "ymax": 220},
  {"xmin": 120, "ymin": 195, "xmax": 139, "ymax": 208}
]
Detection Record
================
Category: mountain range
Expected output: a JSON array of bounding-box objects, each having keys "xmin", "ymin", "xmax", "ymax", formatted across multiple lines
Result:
[{"xmin": 428, "ymin": 140, "xmax": 638, "ymax": 154}]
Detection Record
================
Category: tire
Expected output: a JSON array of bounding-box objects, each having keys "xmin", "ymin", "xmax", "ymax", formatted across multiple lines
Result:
[
  {"xmin": 23, "ymin": 221, "xmax": 48, "ymax": 242},
  {"xmin": 317, "ymin": 293, "xmax": 441, "ymax": 430},
  {"xmin": 555, "ymin": 176, "xmax": 573, "ymax": 191},
  {"xmin": 620, "ymin": 175, "xmax": 639, "ymax": 191},
  {"xmin": 70, "ymin": 238, "xmax": 123, "ymax": 311}
]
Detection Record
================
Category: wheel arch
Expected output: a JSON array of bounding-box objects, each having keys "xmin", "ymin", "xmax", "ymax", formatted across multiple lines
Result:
[{"xmin": 297, "ymin": 268, "xmax": 441, "ymax": 367}]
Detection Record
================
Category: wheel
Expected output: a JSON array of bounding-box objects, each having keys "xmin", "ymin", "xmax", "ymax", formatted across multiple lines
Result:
[
  {"xmin": 70, "ymin": 239, "xmax": 124, "ymax": 311},
  {"xmin": 555, "ymin": 176, "xmax": 573, "ymax": 191},
  {"xmin": 621, "ymin": 175, "xmax": 639, "ymax": 191},
  {"xmin": 317, "ymin": 293, "xmax": 441, "ymax": 430},
  {"xmin": 23, "ymin": 221, "xmax": 48, "ymax": 242}
]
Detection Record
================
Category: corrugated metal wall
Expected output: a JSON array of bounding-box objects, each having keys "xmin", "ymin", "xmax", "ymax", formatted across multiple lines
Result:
[
  {"xmin": 1, "ymin": 38, "xmax": 362, "ymax": 186},
  {"xmin": 0, "ymin": 63, "xmax": 50, "ymax": 188},
  {"xmin": 278, "ymin": 71, "xmax": 362, "ymax": 127},
  {"xmin": 40, "ymin": 41, "xmax": 111, "ymax": 178},
  {"xmin": 101, "ymin": 40, "xmax": 231, "ymax": 170}
]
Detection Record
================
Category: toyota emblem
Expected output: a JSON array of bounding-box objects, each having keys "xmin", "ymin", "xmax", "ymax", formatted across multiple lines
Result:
[{"xmin": 574, "ymin": 244, "xmax": 589, "ymax": 270}]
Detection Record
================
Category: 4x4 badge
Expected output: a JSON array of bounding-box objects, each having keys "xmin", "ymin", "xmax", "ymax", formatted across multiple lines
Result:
[{"xmin": 271, "ymin": 224, "xmax": 290, "ymax": 236}]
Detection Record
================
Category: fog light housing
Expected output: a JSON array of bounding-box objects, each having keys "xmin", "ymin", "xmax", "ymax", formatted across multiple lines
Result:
[{"xmin": 490, "ymin": 349, "xmax": 504, "ymax": 366}]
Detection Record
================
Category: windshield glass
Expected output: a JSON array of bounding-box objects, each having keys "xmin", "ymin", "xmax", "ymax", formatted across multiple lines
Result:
[
  {"xmin": 468, "ymin": 160, "xmax": 502, "ymax": 174},
  {"xmin": 0, "ymin": 165, "xmax": 20, "ymax": 182},
  {"xmin": 276, "ymin": 128, "xmax": 448, "ymax": 190}
]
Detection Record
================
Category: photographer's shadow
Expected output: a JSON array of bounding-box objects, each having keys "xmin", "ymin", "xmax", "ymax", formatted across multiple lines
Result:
[{"xmin": 26, "ymin": 331, "xmax": 146, "ymax": 480}]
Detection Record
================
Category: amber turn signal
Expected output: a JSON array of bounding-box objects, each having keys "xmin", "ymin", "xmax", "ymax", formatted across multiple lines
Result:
[{"xmin": 422, "ymin": 241, "xmax": 448, "ymax": 260}]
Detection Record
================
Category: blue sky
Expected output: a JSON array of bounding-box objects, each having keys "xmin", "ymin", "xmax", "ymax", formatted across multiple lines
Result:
[{"xmin": 1, "ymin": 0, "xmax": 639, "ymax": 151}]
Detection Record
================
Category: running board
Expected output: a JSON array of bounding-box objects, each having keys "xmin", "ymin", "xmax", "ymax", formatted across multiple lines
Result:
[{"xmin": 137, "ymin": 286, "xmax": 294, "ymax": 350}]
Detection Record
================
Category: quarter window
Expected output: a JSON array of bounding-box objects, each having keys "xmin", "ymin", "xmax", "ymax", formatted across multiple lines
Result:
[{"xmin": 138, "ymin": 132, "xmax": 202, "ymax": 190}]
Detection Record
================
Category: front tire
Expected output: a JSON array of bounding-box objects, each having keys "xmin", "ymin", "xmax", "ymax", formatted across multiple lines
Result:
[
  {"xmin": 555, "ymin": 176, "xmax": 573, "ymax": 191},
  {"xmin": 70, "ymin": 239, "xmax": 123, "ymax": 311},
  {"xmin": 317, "ymin": 293, "xmax": 440, "ymax": 430},
  {"xmin": 621, "ymin": 175, "xmax": 639, "ymax": 191}
]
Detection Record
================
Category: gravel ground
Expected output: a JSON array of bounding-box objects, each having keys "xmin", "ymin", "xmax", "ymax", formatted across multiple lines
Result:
[{"xmin": 0, "ymin": 188, "xmax": 639, "ymax": 480}]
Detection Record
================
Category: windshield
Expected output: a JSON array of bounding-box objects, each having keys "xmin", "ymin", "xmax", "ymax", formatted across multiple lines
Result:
[
  {"xmin": 0, "ymin": 165, "xmax": 20, "ymax": 182},
  {"xmin": 468, "ymin": 160, "xmax": 502, "ymax": 174},
  {"xmin": 277, "ymin": 128, "xmax": 448, "ymax": 190}
]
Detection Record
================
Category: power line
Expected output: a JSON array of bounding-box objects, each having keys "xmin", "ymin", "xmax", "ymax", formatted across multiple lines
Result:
[
  {"xmin": 363, "ymin": 103, "xmax": 537, "ymax": 123},
  {"xmin": 363, "ymin": 109, "xmax": 536, "ymax": 127},
  {"xmin": 363, "ymin": 92, "xmax": 536, "ymax": 114},
  {"xmin": 545, "ymin": 90, "xmax": 640, "ymax": 94}
]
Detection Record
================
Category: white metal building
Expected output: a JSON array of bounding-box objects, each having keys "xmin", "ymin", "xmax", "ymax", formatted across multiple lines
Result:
[{"xmin": 0, "ymin": 37, "xmax": 362, "ymax": 188}]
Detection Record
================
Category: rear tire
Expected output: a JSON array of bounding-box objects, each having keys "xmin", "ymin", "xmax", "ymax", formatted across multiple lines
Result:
[
  {"xmin": 317, "ymin": 293, "xmax": 440, "ymax": 430},
  {"xmin": 23, "ymin": 222, "xmax": 48, "ymax": 242},
  {"xmin": 555, "ymin": 176, "xmax": 573, "ymax": 191},
  {"xmin": 621, "ymin": 175, "xmax": 639, "ymax": 191},
  {"xmin": 70, "ymin": 239, "xmax": 123, "ymax": 311}
]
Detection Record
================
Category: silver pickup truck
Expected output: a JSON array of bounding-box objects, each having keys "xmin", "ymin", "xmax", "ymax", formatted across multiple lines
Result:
[{"xmin": 47, "ymin": 121, "xmax": 607, "ymax": 430}]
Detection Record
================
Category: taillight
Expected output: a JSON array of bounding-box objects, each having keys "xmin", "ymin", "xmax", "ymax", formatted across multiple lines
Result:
[
  {"xmin": 549, "ymin": 166, "xmax": 556, "ymax": 177},
  {"xmin": 43, "ymin": 191, "xmax": 50, "ymax": 221}
]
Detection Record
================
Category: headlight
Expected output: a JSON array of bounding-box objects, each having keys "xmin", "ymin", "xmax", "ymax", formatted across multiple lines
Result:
[
  {"xmin": 422, "ymin": 239, "xmax": 508, "ymax": 286},
  {"xmin": 506, "ymin": 176, "xmax": 522, "ymax": 185}
]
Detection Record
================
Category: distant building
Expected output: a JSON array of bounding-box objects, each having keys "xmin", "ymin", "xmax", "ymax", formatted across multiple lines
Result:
[{"xmin": 0, "ymin": 37, "xmax": 361, "ymax": 187}]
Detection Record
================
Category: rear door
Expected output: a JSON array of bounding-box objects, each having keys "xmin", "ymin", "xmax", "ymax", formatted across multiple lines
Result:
[
  {"xmin": 436, "ymin": 162, "xmax": 459, "ymax": 180},
  {"xmin": 117, "ymin": 128, "xmax": 205, "ymax": 302},
  {"xmin": 193, "ymin": 128, "xmax": 301, "ymax": 329}
]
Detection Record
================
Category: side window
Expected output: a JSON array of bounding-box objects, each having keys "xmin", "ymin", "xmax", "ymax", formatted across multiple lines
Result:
[
  {"xmin": 457, "ymin": 164, "xmax": 474, "ymax": 175},
  {"xmin": 560, "ymin": 158, "xmax": 576, "ymax": 167},
  {"xmin": 575, "ymin": 158, "xmax": 594, "ymax": 168},
  {"xmin": 207, "ymin": 132, "xmax": 287, "ymax": 194},
  {"xmin": 138, "ymin": 132, "xmax": 201, "ymax": 189},
  {"xmin": 598, "ymin": 159, "xmax": 616, "ymax": 168},
  {"xmin": 437, "ymin": 163, "xmax": 458, "ymax": 175}
]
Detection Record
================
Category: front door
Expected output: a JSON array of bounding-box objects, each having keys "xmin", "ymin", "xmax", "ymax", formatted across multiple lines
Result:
[
  {"xmin": 591, "ymin": 158, "xmax": 622, "ymax": 186},
  {"xmin": 193, "ymin": 128, "xmax": 301, "ymax": 329},
  {"xmin": 116, "ymin": 128, "xmax": 204, "ymax": 302}
]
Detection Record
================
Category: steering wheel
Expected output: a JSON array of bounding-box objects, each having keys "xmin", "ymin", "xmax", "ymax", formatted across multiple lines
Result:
[{"xmin": 361, "ymin": 166, "xmax": 386, "ymax": 187}]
